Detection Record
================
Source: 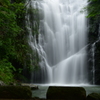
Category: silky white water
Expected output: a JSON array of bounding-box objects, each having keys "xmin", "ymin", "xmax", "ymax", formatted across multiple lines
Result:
[{"xmin": 26, "ymin": 0, "xmax": 88, "ymax": 85}]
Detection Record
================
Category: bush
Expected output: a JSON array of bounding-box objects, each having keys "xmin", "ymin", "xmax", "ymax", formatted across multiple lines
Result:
[
  {"xmin": 0, "ymin": 86, "xmax": 32, "ymax": 99},
  {"xmin": 0, "ymin": 59, "xmax": 16, "ymax": 84}
]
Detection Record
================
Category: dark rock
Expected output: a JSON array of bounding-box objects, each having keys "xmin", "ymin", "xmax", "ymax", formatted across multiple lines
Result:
[
  {"xmin": 31, "ymin": 85, "xmax": 38, "ymax": 90},
  {"xmin": 86, "ymin": 93, "xmax": 100, "ymax": 100},
  {"xmin": 9, "ymin": 82, "xmax": 16, "ymax": 86},
  {"xmin": 46, "ymin": 86, "xmax": 86, "ymax": 100},
  {"xmin": 87, "ymin": 15, "xmax": 100, "ymax": 85},
  {"xmin": 95, "ymin": 42, "xmax": 100, "ymax": 84},
  {"xmin": 0, "ymin": 81, "xmax": 6, "ymax": 86},
  {"xmin": 0, "ymin": 86, "xmax": 32, "ymax": 99},
  {"xmin": 21, "ymin": 83, "xmax": 38, "ymax": 90}
]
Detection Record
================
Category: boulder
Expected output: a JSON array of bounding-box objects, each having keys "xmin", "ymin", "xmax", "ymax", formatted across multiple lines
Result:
[
  {"xmin": 46, "ymin": 86, "xmax": 86, "ymax": 100},
  {"xmin": 21, "ymin": 83, "xmax": 38, "ymax": 90},
  {"xmin": 86, "ymin": 93, "xmax": 100, "ymax": 100},
  {"xmin": 31, "ymin": 85, "xmax": 38, "ymax": 90},
  {"xmin": 0, "ymin": 86, "xmax": 32, "ymax": 99},
  {"xmin": 0, "ymin": 81, "xmax": 6, "ymax": 86}
]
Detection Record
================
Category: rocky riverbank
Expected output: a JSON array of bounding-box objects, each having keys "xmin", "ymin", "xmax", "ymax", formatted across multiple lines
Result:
[{"xmin": 0, "ymin": 85, "xmax": 100, "ymax": 100}]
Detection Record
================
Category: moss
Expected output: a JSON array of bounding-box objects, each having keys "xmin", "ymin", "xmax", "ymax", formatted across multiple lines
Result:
[
  {"xmin": 0, "ymin": 86, "xmax": 32, "ymax": 99},
  {"xmin": 46, "ymin": 86, "xmax": 86, "ymax": 100}
]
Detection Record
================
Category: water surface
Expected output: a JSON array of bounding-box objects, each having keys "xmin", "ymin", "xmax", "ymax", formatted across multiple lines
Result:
[{"xmin": 32, "ymin": 85, "xmax": 100, "ymax": 98}]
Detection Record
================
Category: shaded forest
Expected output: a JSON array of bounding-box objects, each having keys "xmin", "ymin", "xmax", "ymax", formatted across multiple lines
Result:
[{"xmin": 0, "ymin": 0, "xmax": 31, "ymax": 84}]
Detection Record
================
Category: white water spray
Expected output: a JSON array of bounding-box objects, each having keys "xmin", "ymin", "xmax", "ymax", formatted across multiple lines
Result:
[{"xmin": 26, "ymin": 0, "xmax": 88, "ymax": 85}]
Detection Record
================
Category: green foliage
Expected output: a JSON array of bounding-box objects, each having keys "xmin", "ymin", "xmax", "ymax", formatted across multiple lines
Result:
[
  {"xmin": 10, "ymin": 2, "xmax": 25, "ymax": 26},
  {"xmin": 0, "ymin": 59, "xmax": 16, "ymax": 84},
  {"xmin": 0, "ymin": 6, "xmax": 21, "ymax": 59},
  {"xmin": 0, "ymin": 0, "xmax": 10, "ymax": 7},
  {"xmin": 0, "ymin": 0, "xmax": 29, "ymax": 83},
  {"xmin": 13, "ymin": 0, "xmax": 25, "ymax": 3},
  {"xmin": 84, "ymin": 0, "xmax": 100, "ymax": 34},
  {"xmin": 86, "ymin": 0, "xmax": 100, "ymax": 17},
  {"xmin": 0, "ymin": 0, "xmax": 40, "ymax": 83},
  {"xmin": 0, "ymin": 0, "xmax": 25, "ymax": 60}
]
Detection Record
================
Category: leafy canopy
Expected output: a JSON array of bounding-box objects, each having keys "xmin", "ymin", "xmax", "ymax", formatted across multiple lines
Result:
[{"xmin": 87, "ymin": 0, "xmax": 100, "ymax": 17}]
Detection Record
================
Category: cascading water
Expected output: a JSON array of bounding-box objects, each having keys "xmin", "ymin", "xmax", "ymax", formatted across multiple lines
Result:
[
  {"xmin": 92, "ymin": 43, "xmax": 96, "ymax": 85},
  {"xmin": 26, "ymin": 0, "xmax": 88, "ymax": 85}
]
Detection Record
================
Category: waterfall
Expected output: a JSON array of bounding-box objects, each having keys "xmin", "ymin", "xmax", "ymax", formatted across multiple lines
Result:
[{"xmin": 26, "ymin": 0, "xmax": 88, "ymax": 85}]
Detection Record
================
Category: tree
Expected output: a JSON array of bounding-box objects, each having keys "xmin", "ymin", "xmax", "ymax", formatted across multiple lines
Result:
[
  {"xmin": 87, "ymin": 0, "xmax": 100, "ymax": 17},
  {"xmin": 0, "ymin": 0, "xmax": 28, "ymax": 84}
]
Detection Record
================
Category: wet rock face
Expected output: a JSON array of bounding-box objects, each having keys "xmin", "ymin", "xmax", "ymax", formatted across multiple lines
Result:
[
  {"xmin": 46, "ymin": 86, "xmax": 86, "ymax": 100},
  {"xmin": 94, "ymin": 42, "xmax": 100, "ymax": 84},
  {"xmin": 87, "ymin": 16, "xmax": 100, "ymax": 84}
]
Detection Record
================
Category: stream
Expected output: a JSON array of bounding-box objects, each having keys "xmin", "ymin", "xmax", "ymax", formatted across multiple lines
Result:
[{"xmin": 32, "ymin": 85, "xmax": 100, "ymax": 98}]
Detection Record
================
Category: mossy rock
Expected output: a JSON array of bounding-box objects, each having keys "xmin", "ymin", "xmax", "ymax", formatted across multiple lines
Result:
[
  {"xmin": 86, "ymin": 93, "xmax": 100, "ymax": 100},
  {"xmin": 0, "ymin": 86, "xmax": 32, "ymax": 99},
  {"xmin": 46, "ymin": 86, "xmax": 86, "ymax": 100}
]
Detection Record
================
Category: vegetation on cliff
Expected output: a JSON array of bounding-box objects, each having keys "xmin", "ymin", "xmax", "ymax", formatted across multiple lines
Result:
[
  {"xmin": 87, "ymin": 0, "xmax": 100, "ymax": 18},
  {"xmin": 0, "ymin": 0, "xmax": 31, "ymax": 84}
]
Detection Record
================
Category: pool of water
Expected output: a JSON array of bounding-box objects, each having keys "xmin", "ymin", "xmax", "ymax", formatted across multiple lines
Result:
[
  {"xmin": 32, "ymin": 86, "xmax": 48, "ymax": 98},
  {"xmin": 32, "ymin": 85, "xmax": 100, "ymax": 98},
  {"xmin": 84, "ymin": 86, "xmax": 100, "ymax": 95}
]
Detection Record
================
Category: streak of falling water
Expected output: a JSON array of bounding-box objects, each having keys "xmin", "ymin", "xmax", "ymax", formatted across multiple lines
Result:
[
  {"xmin": 26, "ymin": 0, "xmax": 88, "ymax": 85},
  {"xmin": 92, "ymin": 43, "xmax": 95, "ymax": 85}
]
